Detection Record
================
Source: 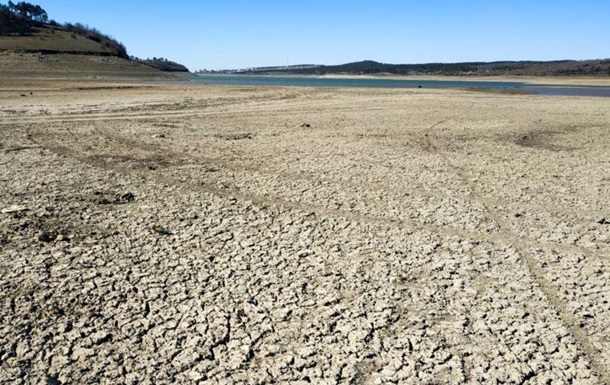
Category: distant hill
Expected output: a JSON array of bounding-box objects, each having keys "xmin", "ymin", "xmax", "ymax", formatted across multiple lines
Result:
[
  {"xmin": 232, "ymin": 59, "xmax": 610, "ymax": 77},
  {"xmin": 0, "ymin": 1, "xmax": 189, "ymax": 73}
]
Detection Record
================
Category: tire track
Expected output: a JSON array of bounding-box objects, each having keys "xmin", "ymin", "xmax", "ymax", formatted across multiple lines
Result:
[
  {"xmin": 424, "ymin": 119, "xmax": 610, "ymax": 385},
  {"xmin": 26, "ymin": 124, "xmax": 608, "ymax": 264}
]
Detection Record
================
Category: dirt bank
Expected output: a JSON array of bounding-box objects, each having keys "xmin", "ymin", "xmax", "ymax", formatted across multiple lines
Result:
[{"xmin": 0, "ymin": 52, "xmax": 186, "ymax": 81}]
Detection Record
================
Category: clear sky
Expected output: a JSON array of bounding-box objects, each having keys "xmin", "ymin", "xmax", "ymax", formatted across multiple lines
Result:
[{"xmin": 35, "ymin": 1, "xmax": 610, "ymax": 71}]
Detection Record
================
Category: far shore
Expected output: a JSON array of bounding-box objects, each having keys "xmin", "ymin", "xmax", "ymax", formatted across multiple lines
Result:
[{"xmin": 198, "ymin": 72, "xmax": 610, "ymax": 87}]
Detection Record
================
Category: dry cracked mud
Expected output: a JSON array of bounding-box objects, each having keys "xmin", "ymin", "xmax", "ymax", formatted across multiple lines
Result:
[{"xmin": 1, "ymin": 82, "xmax": 609, "ymax": 384}]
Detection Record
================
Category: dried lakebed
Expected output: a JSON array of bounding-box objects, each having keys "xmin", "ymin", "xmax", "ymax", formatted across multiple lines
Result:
[{"xmin": 1, "ymin": 83, "xmax": 609, "ymax": 384}]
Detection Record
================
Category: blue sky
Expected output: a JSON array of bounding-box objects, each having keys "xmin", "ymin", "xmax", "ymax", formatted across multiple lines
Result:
[{"xmin": 35, "ymin": 1, "xmax": 610, "ymax": 70}]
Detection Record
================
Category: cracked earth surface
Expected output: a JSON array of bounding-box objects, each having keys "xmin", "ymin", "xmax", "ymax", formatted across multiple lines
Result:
[{"xmin": 1, "ymin": 83, "xmax": 609, "ymax": 384}]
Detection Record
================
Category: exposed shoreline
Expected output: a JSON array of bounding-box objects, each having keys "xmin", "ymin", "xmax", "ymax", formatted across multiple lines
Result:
[
  {"xmin": 229, "ymin": 72, "xmax": 610, "ymax": 86},
  {"xmin": 320, "ymin": 73, "xmax": 610, "ymax": 86}
]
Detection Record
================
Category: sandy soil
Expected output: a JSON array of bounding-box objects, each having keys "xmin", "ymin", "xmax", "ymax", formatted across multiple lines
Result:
[{"xmin": 1, "ymin": 80, "xmax": 609, "ymax": 384}]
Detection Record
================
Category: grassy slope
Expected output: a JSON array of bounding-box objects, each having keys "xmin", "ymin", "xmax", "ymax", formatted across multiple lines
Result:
[
  {"xmin": 0, "ymin": 52, "xmax": 186, "ymax": 80},
  {"xmin": 0, "ymin": 26, "xmax": 116, "ymax": 54},
  {"xmin": 0, "ymin": 25, "xmax": 190, "ymax": 79}
]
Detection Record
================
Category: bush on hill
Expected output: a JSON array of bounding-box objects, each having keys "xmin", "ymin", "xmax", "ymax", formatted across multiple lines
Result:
[
  {"xmin": 62, "ymin": 22, "xmax": 127, "ymax": 58},
  {"xmin": 134, "ymin": 57, "xmax": 189, "ymax": 72}
]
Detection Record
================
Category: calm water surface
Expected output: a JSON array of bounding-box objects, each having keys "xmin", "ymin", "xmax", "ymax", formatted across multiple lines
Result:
[{"xmin": 192, "ymin": 75, "xmax": 610, "ymax": 97}]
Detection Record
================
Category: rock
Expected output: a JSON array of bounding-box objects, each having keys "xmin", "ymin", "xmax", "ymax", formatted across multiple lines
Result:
[
  {"xmin": 92, "ymin": 331, "xmax": 112, "ymax": 345},
  {"xmin": 152, "ymin": 133, "xmax": 166, "ymax": 138},
  {"xmin": 2, "ymin": 205, "xmax": 28, "ymax": 214},
  {"xmin": 55, "ymin": 234, "xmax": 67, "ymax": 242}
]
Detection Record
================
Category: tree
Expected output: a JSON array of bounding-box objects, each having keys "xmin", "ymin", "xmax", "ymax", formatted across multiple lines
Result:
[
  {"xmin": 0, "ymin": 2, "xmax": 31, "ymax": 34},
  {"xmin": 0, "ymin": 1, "xmax": 48, "ymax": 35},
  {"xmin": 7, "ymin": 1, "xmax": 47, "ymax": 23}
]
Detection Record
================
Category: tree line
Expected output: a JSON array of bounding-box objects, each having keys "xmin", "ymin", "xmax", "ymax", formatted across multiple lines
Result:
[
  {"xmin": 250, "ymin": 59, "xmax": 610, "ymax": 77},
  {"xmin": 0, "ymin": 1, "xmax": 48, "ymax": 35}
]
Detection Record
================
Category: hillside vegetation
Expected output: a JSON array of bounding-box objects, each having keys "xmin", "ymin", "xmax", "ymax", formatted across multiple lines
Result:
[
  {"xmin": 0, "ymin": 25, "xmax": 127, "ymax": 56},
  {"xmin": 0, "ymin": 1, "xmax": 189, "ymax": 73},
  {"xmin": 135, "ymin": 57, "xmax": 189, "ymax": 72},
  {"xmin": 0, "ymin": 2, "xmax": 127, "ymax": 57}
]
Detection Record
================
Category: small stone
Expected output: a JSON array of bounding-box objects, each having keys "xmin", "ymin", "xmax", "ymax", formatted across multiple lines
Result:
[
  {"xmin": 2, "ymin": 205, "xmax": 28, "ymax": 214},
  {"xmin": 92, "ymin": 331, "xmax": 112, "ymax": 345}
]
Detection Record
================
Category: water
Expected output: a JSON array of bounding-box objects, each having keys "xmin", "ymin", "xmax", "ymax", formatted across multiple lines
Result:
[{"xmin": 192, "ymin": 75, "xmax": 610, "ymax": 97}]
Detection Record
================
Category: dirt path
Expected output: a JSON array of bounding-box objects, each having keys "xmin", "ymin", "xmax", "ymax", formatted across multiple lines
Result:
[{"xmin": 1, "ymin": 82, "xmax": 609, "ymax": 384}]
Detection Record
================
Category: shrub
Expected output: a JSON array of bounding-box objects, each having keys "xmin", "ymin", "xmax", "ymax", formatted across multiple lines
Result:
[{"xmin": 62, "ymin": 22, "xmax": 128, "ymax": 58}]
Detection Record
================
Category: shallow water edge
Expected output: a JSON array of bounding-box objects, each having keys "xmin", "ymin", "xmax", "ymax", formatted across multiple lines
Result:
[{"xmin": 191, "ymin": 75, "xmax": 610, "ymax": 97}]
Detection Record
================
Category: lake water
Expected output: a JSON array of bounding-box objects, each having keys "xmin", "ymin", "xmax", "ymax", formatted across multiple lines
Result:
[{"xmin": 192, "ymin": 75, "xmax": 610, "ymax": 97}]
